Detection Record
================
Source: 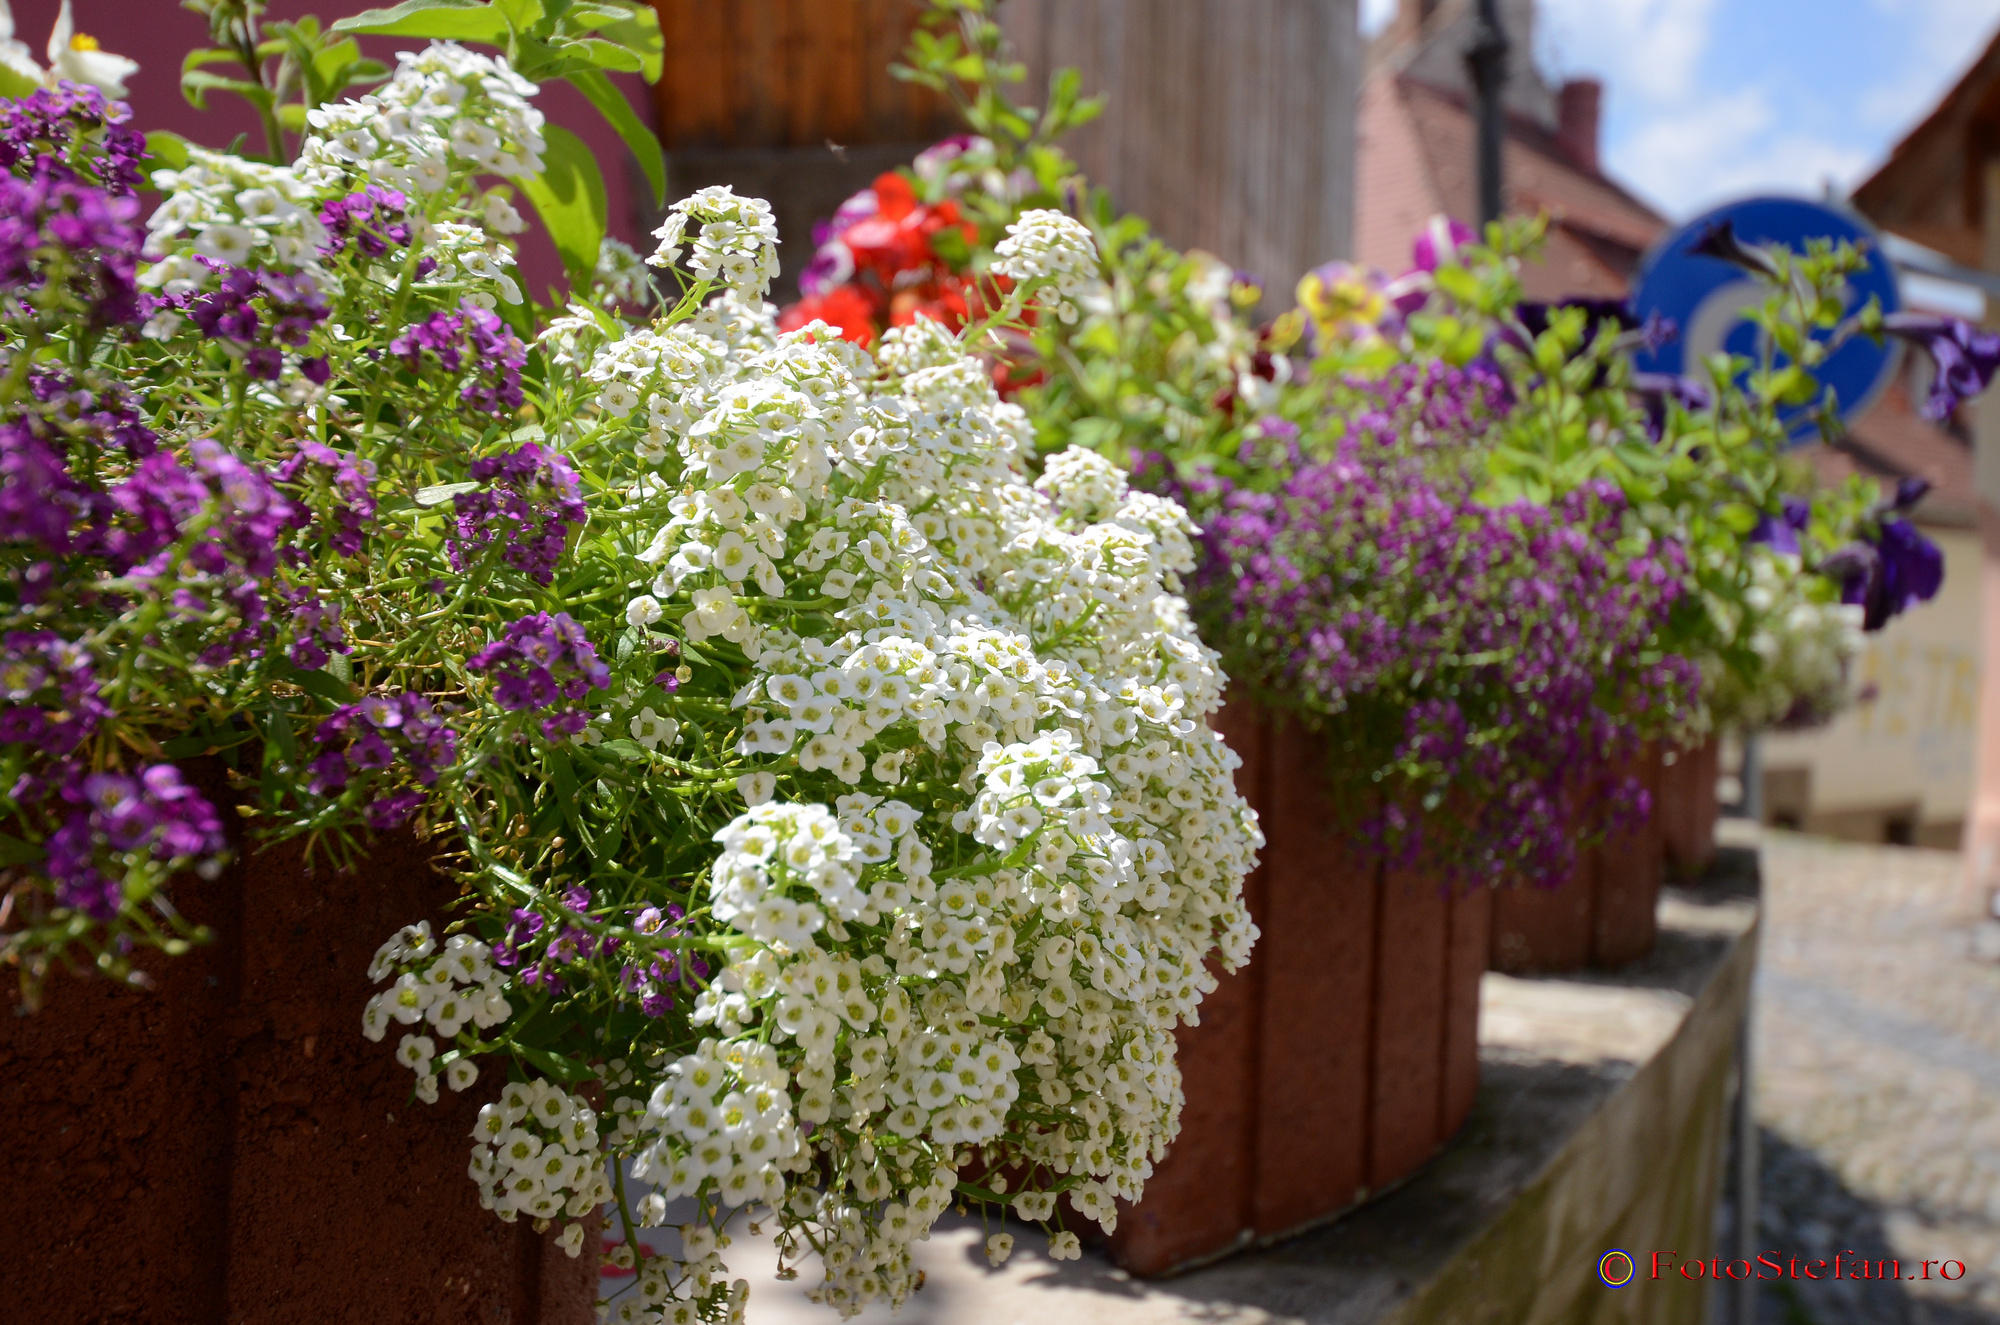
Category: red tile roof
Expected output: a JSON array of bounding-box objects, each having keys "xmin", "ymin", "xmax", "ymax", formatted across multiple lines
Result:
[{"xmin": 1355, "ymin": 74, "xmax": 1663, "ymax": 298}]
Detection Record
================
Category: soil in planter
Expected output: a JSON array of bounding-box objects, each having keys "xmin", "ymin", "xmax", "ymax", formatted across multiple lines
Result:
[{"xmin": 1, "ymin": 788, "xmax": 594, "ymax": 1325}]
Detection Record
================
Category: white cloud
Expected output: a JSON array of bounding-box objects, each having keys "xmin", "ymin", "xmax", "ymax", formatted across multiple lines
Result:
[
  {"xmin": 1538, "ymin": 0, "xmax": 1720, "ymax": 104},
  {"xmin": 1607, "ymin": 85, "xmax": 1872, "ymax": 218},
  {"xmin": 1857, "ymin": 0, "xmax": 2000, "ymax": 133}
]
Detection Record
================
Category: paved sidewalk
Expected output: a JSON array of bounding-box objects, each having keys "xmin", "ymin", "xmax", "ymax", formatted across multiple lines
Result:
[{"xmin": 1746, "ymin": 832, "xmax": 2000, "ymax": 1324}]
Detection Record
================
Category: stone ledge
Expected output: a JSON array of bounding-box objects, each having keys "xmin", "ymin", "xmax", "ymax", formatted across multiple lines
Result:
[{"xmin": 733, "ymin": 845, "xmax": 1762, "ymax": 1325}]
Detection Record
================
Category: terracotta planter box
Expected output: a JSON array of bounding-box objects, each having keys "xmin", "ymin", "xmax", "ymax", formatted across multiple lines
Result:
[
  {"xmin": 1659, "ymin": 738, "xmax": 1721, "ymax": 879},
  {"xmin": 0, "ymin": 788, "xmax": 593, "ymax": 1325},
  {"xmin": 1489, "ymin": 750, "xmax": 1666, "ymax": 974},
  {"xmin": 1106, "ymin": 706, "xmax": 1490, "ymax": 1277}
]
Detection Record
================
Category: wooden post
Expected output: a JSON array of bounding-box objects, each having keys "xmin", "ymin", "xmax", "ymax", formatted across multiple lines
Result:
[
  {"xmin": 1001, "ymin": 0, "xmax": 1360, "ymax": 290},
  {"xmin": 1963, "ymin": 157, "xmax": 2000, "ymax": 921}
]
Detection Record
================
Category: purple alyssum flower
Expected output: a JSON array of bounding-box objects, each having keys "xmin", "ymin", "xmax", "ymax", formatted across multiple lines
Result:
[
  {"xmin": 308, "ymin": 693, "xmax": 460, "ymax": 829},
  {"xmin": 43, "ymin": 762, "xmax": 226, "ymax": 921},
  {"xmin": 0, "ymin": 170, "xmax": 144, "ymax": 327},
  {"xmin": 390, "ymin": 301, "xmax": 527, "ymax": 417},
  {"xmin": 178, "ymin": 266, "xmax": 331, "ymax": 381},
  {"xmin": 1159, "ymin": 367, "xmax": 1697, "ymax": 883},
  {"xmin": 450, "ymin": 443, "xmax": 587, "ymax": 585},
  {"xmin": 317, "ymin": 185, "xmax": 413, "ymax": 258},
  {"xmin": 0, "ymin": 83, "xmax": 145, "ymax": 195},
  {"xmin": 273, "ymin": 439, "xmax": 377, "ymax": 559},
  {"xmin": 468, "ymin": 612, "xmax": 611, "ymax": 742},
  {"xmin": 0, "ymin": 631, "xmax": 107, "ymax": 755}
]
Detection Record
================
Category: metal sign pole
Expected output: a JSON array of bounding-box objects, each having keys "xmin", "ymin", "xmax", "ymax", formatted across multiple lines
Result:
[{"xmin": 1465, "ymin": 0, "xmax": 1508, "ymax": 227}]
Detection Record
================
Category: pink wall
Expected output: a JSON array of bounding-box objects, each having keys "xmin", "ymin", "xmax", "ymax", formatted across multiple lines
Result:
[{"xmin": 11, "ymin": 0, "xmax": 656, "ymax": 298}]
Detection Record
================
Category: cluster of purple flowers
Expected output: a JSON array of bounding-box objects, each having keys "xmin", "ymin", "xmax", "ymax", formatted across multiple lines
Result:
[
  {"xmin": 278, "ymin": 586, "xmax": 349, "ymax": 671},
  {"xmin": 2, "ymin": 404, "xmax": 295, "ymax": 655},
  {"xmin": 41, "ymin": 764, "xmax": 227, "ymax": 920},
  {"xmin": 493, "ymin": 885, "xmax": 709, "ymax": 1011},
  {"xmin": 449, "ymin": 443, "xmax": 587, "ymax": 585},
  {"xmin": 388, "ymin": 301, "xmax": 527, "ymax": 416},
  {"xmin": 0, "ymin": 415, "xmax": 91, "ymax": 566},
  {"xmin": 180, "ymin": 266, "xmax": 331, "ymax": 381},
  {"xmin": 0, "ymin": 170, "xmax": 143, "ymax": 328},
  {"xmin": 467, "ymin": 611, "xmax": 610, "ymax": 741},
  {"xmin": 0, "ymin": 630, "xmax": 107, "ymax": 755},
  {"xmin": 317, "ymin": 185, "xmax": 413, "ymax": 258},
  {"xmin": 114, "ymin": 441, "xmax": 293, "ymax": 664},
  {"xmin": 1161, "ymin": 398, "xmax": 1697, "ymax": 880},
  {"xmin": 273, "ymin": 439, "xmax": 377, "ymax": 559},
  {"xmin": 308, "ymin": 693, "xmax": 461, "ymax": 829},
  {"xmin": 0, "ymin": 83, "xmax": 145, "ymax": 196},
  {"xmin": 30, "ymin": 365, "xmax": 157, "ymax": 457}
]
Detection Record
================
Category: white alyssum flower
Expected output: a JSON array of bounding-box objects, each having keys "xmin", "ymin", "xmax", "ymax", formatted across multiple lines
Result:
[
  {"xmin": 551, "ymin": 259, "xmax": 1258, "ymax": 1316},
  {"xmin": 595, "ymin": 235, "xmax": 652, "ymax": 305},
  {"xmin": 646, "ymin": 186, "xmax": 781, "ymax": 300},
  {"xmin": 992, "ymin": 209, "xmax": 1101, "ymax": 322},
  {"xmin": 1703, "ymin": 546, "xmax": 1865, "ymax": 729},
  {"xmin": 356, "ymin": 181, "xmax": 1258, "ymax": 1324}
]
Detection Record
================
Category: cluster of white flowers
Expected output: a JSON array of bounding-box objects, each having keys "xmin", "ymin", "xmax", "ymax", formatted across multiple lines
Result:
[
  {"xmin": 299, "ymin": 40, "xmax": 543, "ymax": 191},
  {"xmin": 992, "ymin": 209, "xmax": 1101, "ymax": 322},
  {"xmin": 143, "ymin": 42, "xmax": 539, "ymax": 315},
  {"xmin": 548, "ymin": 207, "xmax": 1260, "ymax": 1320},
  {"xmin": 596, "ymin": 236, "xmax": 654, "ymax": 305},
  {"xmin": 602, "ymin": 1222, "xmax": 749, "ymax": 1325},
  {"xmin": 1704, "ymin": 546, "xmax": 1865, "ymax": 728},
  {"xmin": 362, "ymin": 922, "xmax": 511, "ymax": 1103},
  {"xmin": 143, "ymin": 148, "xmax": 329, "ymax": 295},
  {"xmin": 468, "ymin": 1079, "xmax": 613, "ymax": 1256},
  {"xmin": 632, "ymin": 1037, "xmax": 802, "ymax": 1208},
  {"xmin": 646, "ymin": 186, "xmax": 781, "ymax": 300}
]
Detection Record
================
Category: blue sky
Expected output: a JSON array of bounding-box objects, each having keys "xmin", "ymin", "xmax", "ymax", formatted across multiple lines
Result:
[{"xmin": 1361, "ymin": 0, "xmax": 2000, "ymax": 222}]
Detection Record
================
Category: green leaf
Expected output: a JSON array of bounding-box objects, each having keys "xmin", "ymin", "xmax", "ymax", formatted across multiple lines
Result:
[
  {"xmin": 568, "ymin": 68, "xmax": 666, "ymax": 205},
  {"xmin": 181, "ymin": 71, "xmax": 272, "ymax": 112},
  {"xmin": 1718, "ymin": 501, "xmax": 1761, "ymax": 535},
  {"xmin": 597, "ymin": 738, "xmax": 651, "ymax": 763},
  {"xmin": 518, "ymin": 124, "xmax": 608, "ymax": 280},
  {"xmin": 0, "ymin": 66, "xmax": 37, "ymax": 101},
  {"xmin": 558, "ymin": 36, "xmax": 645, "ymax": 74},
  {"xmin": 497, "ymin": 0, "xmax": 547, "ymax": 26},
  {"xmin": 515, "ymin": 1043, "xmax": 594, "ymax": 1083},
  {"xmin": 272, "ymin": 660, "xmax": 357, "ymax": 706},
  {"xmin": 414, "ymin": 480, "xmax": 481, "ymax": 506},
  {"xmin": 145, "ymin": 131, "xmax": 192, "ymax": 173},
  {"xmin": 564, "ymin": 1, "xmax": 664, "ymax": 82},
  {"xmin": 330, "ymin": 0, "xmax": 513, "ymax": 45},
  {"xmin": 0, "ymin": 832, "xmax": 41, "ymax": 866}
]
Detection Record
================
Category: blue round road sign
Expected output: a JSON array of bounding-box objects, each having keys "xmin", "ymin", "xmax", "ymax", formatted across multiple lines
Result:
[{"xmin": 1631, "ymin": 196, "xmax": 1901, "ymax": 441}]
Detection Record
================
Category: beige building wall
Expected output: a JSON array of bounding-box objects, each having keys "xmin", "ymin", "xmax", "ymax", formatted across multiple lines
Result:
[{"xmin": 1761, "ymin": 524, "xmax": 1981, "ymax": 839}]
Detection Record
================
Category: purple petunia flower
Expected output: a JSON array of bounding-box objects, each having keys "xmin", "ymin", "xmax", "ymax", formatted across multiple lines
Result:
[{"xmin": 1881, "ymin": 311, "xmax": 2000, "ymax": 422}]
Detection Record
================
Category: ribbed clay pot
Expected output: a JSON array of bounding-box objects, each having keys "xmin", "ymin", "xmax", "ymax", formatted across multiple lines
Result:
[
  {"xmin": 0, "ymin": 771, "xmax": 594, "ymax": 1325},
  {"xmin": 1658, "ymin": 737, "xmax": 1721, "ymax": 879},
  {"xmin": 1489, "ymin": 749, "xmax": 1666, "ymax": 975},
  {"xmin": 1105, "ymin": 703, "xmax": 1490, "ymax": 1277}
]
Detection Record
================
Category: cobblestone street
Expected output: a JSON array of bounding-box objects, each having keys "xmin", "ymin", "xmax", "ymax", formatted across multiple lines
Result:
[{"xmin": 1747, "ymin": 832, "xmax": 2000, "ymax": 1324}]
